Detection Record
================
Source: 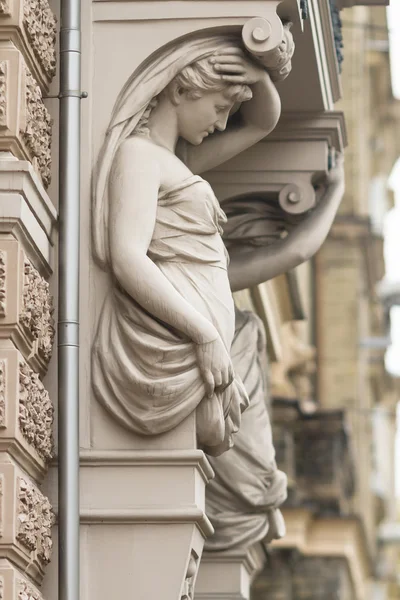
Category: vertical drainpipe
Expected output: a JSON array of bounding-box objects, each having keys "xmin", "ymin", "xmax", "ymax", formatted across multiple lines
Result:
[{"xmin": 58, "ymin": 0, "xmax": 81, "ymax": 596}]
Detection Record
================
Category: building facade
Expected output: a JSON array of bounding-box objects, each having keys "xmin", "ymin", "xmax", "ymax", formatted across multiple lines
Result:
[{"xmin": 0, "ymin": 0, "xmax": 395, "ymax": 599}]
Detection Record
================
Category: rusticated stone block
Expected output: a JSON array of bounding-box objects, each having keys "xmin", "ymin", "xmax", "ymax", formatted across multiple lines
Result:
[
  {"xmin": 0, "ymin": 44, "xmax": 52, "ymax": 188},
  {"xmin": 0, "ymin": 239, "xmax": 55, "ymax": 377},
  {"xmin": 0, "ymin": 347, "xmax": 53, "ymax": 479},
  {"xmin": 0, "ymin": 461, "xmax": 54, "ymax": 585},
  {"xmin": 0, "ymin": 0, "xmax": 56, "ymax": 90}
]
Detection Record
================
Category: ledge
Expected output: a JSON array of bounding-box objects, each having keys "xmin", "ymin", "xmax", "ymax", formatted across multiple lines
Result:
[
  {"xmin": 0, "ymin": 159, "xmax": 57, "ymax": 275},
  {"xmin": 79, "ymin": 506, "xmax": 214, "ymax": 538},
  {"xmin": 79, "ymin": 448, "xmax": 215, "ymax": 484}
]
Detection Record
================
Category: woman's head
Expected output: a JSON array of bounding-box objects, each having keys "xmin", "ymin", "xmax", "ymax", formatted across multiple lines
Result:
[
  {"xmin": 170, "ymin": 57, "xmax": 252, "ymax": 144},
  {"xmin": 138, "ymin": 54, "xmax": 253, "ymax": 144}
]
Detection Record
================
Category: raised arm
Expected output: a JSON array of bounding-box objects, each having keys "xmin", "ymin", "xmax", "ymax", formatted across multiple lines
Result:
[
  {"xmin": 228, "ymin": 156, "xmax": 345, "ymax": 292},
  {"xmin": 187, "ymin": 52, "xmax": 281, "ymax": 174},
  {"xmin": 109, "ymin": 138, "xmax": 234, "ymax": 395}
]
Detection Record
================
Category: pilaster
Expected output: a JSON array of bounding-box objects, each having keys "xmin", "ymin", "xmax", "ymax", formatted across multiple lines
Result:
[{"xmin": 0, "ymin": 0, "xmax": 57, "ymax": 597}]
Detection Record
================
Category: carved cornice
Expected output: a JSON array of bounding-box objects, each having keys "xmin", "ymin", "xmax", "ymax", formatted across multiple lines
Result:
[
  {"xmin": 19, "ymin": 360, "xmax": 53, "ymax": 462},
  {"xmin": 22, "ymin": 68, "xmax": 52, "ymax": 188},
  {"xmin": 16, "ymin": 477, "xmax": 54, "ymax": 565},
  {"xmin": 20, "ymin": 256, "xmax": 55, "ymax": 365},
  {"xmin": 23, "ymin": 0, "xmax": 57, "ymax": 81},
  {"xmin": 18, "ymin": 580, "xmax": 45, "ymax": 600},
  {"xmin": 271, "ymin": 111, "xmax": 347, "ymax": 150}
]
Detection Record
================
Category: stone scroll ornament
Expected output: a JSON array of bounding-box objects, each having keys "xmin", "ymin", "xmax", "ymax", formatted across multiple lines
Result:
[{"xmin": 91, "ymin": 24, "xmax": 294, "ymax": 456}]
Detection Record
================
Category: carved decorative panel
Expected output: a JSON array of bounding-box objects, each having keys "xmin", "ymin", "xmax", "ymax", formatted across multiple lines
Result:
[
  {"xmin": 0, "ymin": 62, "xmax": 7, "ymax": 129},
  {"xmin": 19, "ymin": 360, "xmax": 53, "ymax": 461},
  {"xmin": 0, "ymin": 251, "xmax": 6, "ymax": 318},
  {"xmin": 23, "ymin": 0, "xmax": 57, "ymax": 81},
  {"xmin": 21, "ymin": 256, "xmax": 55, "ymax": 365},
  {"xmin": 16, "ymin": 477, "xmax": 54, "ymax": 565},
  {"xmin": 0, "ymin": 48, "xmax": 53, "ymax": 188},
  {"xmin": 0, "ymin": 242, "xmax": 55, "ymax": 378},
  {"xmin": 21, "ymin": 67, "xmax": 52, "ymax": 188},
  {"xmin": 0, "ymin": 0, "xmax": 56, "ymax": 90},
  {"xmin": 0, "ymin": 360, "xmax": 5, "ymax": 428},
  {"xmin": 0, "ymin": 0, "xmax": 11, "ymax": 15}
]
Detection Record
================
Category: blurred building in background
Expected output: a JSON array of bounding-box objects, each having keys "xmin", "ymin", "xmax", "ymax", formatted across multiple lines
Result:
[{"xmin": 249, "ymin": 5, "xmax": 400, "ymax": 599}]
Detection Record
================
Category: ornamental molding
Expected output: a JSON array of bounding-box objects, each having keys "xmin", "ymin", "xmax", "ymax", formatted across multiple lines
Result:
[
  {"xmin": 0, "ymin": 250, "xmax": 6, "ymax": 318},
  {"xmin": 0, "ymin": 576, "xmax": 3, "ymax": 600},
  {"xmin": 22, "ymin": 68, "xmax": 52, "ymax": 188},
  {"xmin": 16, "ymin": 477, "xmax": 54, "ymax": 565},
  {"xmin": 19, "ymin": 359, "xmax": 53, "ymax": 461},
  {"xmin": 0, "ymin": 360, "xmax": 5, "ymax": 428},
  {"xmin": 0, "ymin": 475, "xmax": 3, "ymax": 537},
  {"xmin": 23, "ymin": 0, "xmax": 57, "ymax": 81},
  {"xmin": 0, "ymin": 62, "xmax": 7, "ymax": 129},
  {"xmin": 20, "ymin": 256, "xmax": 55, "ymax": 364},
  {"xmin": 181, "ymin": 554, "xmax": 197, "ymax": 600}
]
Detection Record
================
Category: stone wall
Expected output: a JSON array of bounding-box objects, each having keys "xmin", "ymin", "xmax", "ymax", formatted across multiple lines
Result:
[{"xmin": 0, "ymin": 0, "xmax": 57, "ymax": 597}]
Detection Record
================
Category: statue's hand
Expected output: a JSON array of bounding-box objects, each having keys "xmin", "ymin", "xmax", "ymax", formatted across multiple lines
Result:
[
  {"xmin": 195, "ymin": 336, "xmax": 235, "ymax": 398},
  {"xmin": 210, "ymin": 48, "xmax": 265, "ymax": 85}
]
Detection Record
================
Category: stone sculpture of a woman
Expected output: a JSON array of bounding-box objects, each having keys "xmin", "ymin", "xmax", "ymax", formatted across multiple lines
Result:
[{"xmin": 92, "ymin": 31, "xmax": 344, "ymax": 458}]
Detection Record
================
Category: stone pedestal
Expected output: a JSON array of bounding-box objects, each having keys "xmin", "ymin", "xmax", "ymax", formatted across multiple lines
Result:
[
  {"xmin": 78, "ymin": 448, "xmax": 214, "ymax": 600},
  {"xmin": 195, "ymin": 545, "xmax": 265, "ymax": 600}
]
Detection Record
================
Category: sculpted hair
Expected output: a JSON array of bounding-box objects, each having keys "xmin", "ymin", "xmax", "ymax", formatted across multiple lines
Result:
[
  {"xmin": 174, "ymin": 56, "xmax": 253, "ymax": 102},
  {"xmin": 136, "ymin": 55, "xmax": 252, "ymax": 136}
]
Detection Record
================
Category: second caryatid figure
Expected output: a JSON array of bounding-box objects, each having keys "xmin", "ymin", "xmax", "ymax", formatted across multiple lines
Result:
[{"xmin": 92, "ymin": 23, "xmax": 345, "ymax": 545}]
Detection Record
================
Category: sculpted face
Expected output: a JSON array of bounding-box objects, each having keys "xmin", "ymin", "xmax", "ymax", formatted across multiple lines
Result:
[{"xmin": 175, "ymin": 90, "xmax": 235, "ymax": 145}]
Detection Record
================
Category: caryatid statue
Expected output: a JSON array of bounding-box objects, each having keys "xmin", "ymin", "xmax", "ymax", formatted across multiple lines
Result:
[
  {"xmin": 202, "ymin": 29, "xmax": 345, "ymax": 545},
  {"xmin": 91, "ymin": 24, "xmax": 344, "ymax": 472},
  {"xmin": 205, "ymin": 170, "xmax": 345, "ymax": 550}
]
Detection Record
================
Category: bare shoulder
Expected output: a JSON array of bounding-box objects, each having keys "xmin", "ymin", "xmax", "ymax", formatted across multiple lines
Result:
[{"xmin": 113, "ymin": 136, "xmax": 162, "ymax": 178}]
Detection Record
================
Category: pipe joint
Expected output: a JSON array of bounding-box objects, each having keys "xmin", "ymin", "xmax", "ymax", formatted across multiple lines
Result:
[
  {"xmin": 60, "ymin": 28, "xmax": 81, "ymax": 53},
  {"xmin": 58, "ymin": 321, "xmax": 79, "ymax": 347}
]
